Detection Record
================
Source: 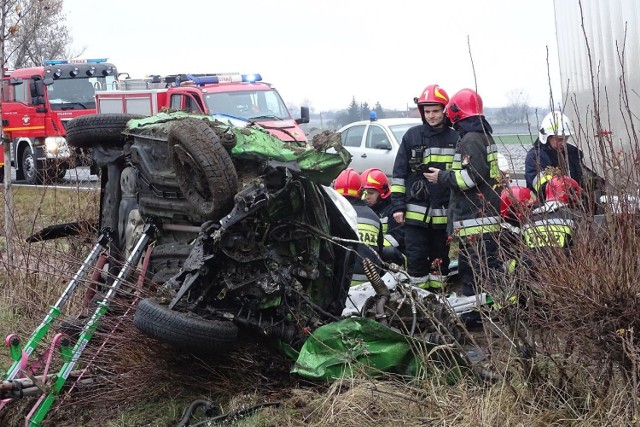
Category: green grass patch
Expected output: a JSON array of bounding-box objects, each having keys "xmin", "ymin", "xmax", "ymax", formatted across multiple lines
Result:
[{"xmin": 493, "ymin": 134, "xmax": 536, "ymax": 145}]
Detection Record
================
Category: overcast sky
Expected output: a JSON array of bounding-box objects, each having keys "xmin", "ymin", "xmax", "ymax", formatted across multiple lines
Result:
[{"xmin": 62, "ymin": 0, "xmax": 562, "ymax": 112}]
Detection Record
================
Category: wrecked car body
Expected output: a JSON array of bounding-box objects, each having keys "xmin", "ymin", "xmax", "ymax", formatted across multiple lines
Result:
[{"xmin": 72, "ymin": 112, "xmax": 358, "ymax": 355}]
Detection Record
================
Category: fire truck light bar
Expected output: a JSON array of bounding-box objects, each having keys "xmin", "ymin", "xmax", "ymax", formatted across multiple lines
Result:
[
  {"xmin": 182, "ymin": 73, "xmax": 262, "ymax": 86},
  {"xmin": 43, "ymin": 58, "xmax": 108, "ymax": 66}
]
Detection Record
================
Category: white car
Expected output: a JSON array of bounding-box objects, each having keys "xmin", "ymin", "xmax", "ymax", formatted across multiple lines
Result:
[
  {"xmin": 338, "ymin": 118, "xmax": 422, "ymax": 176},
  {"xmin": 338, "ymin": 117, "xmax": 510, "ymax": 177}
]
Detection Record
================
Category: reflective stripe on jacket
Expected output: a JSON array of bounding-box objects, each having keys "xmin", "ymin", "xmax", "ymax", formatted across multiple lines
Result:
[
  {"xmin": 391, "ymin": 122, "xmax": 458, "ymax": 228},
  {"xmin": 436, "ymin": 118, "xmax": 502, "ymax": 238}
]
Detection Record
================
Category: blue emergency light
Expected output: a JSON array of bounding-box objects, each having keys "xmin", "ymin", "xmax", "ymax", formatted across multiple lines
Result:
[
  {"xmin": 43, "ymin": 58, "xmax": 108, "ymax": 66},
  {"xmin": 241, "ymin": 74, "xmax": 261, "ymax": 83},
  {"xmin": 181, "ymin": 73, "xmax": 263, "ymax": 86}
]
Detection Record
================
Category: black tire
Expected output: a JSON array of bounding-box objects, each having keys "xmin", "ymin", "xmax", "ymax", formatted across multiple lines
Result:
[
  {"xmin": 66, "ymin": 113, "xmax": 145, "ymax": 148},
  {"xmin": 0, "ymin": 166, "xmax": 4, "ymax": 183},
  {"xmin": 168, "ymin": 119, "xmax": 238, "ymax": 221},
  {"xmin": 45, "ymin": 164, "xmax": 68, "ymax": 183},
  {"xmin": 133, "ymin": 297, "xmax": 238, "ymax": 355},
  {"xmin": 22, "ymin": 146, "xmax": 42, "ymax": 185}
]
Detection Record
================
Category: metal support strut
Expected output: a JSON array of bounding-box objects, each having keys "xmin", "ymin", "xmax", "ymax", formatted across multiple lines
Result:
[
  {"xmin": 2, "ymin": 228, "xmax": 114, "ymax": 384},
  {"xmin": 25, "ymin": 218, "xmax": 159, "ymax": 427}
]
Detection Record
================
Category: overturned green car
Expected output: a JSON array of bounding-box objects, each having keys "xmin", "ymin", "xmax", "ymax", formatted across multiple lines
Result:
[{"xmin": 67, "ymin": 112, "xmax": 358, "ymax": 355}]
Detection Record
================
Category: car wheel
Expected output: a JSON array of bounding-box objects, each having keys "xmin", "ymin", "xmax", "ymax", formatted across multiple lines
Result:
[
  {"xmin": 133, "ymin": 297, "xmax": 238, "ymax": 355},
  {"xmin": 99, "ymin": 163, "xmax": 123, "ymax": 249},
  {"xmin": 22, "ymin": 147, "xmax": 42, "ymax": 185},
  {"xmin": 168, "ymin": 118, "xmax": 238, "ymax": 221},
  {"xmin": 66, "ymin": 113, "xmax": 146, "ymax": 148}
]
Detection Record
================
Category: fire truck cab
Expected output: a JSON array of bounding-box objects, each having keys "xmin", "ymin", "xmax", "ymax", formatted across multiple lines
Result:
[
  {"xmin": 96, "ymin": 73, "xmax": 310, "ymax": 142},
  {"xmin": 1, "ymin": 59, "xmax": 118, "ymax": 184}
]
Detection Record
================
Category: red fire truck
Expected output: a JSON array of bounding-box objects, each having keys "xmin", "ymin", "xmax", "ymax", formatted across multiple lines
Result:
[
  {"xmin": 1, "ymin": 59, "xmax": 118, "ymax": 184},
  {"xmin": 95, "ymin": 72, "xmax": 309, "ymax": 142}
]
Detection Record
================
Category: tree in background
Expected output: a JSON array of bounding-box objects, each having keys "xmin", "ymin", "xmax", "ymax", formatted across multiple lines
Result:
[
  {"xmin": 347, "ymin": 96, "xmax": 360, "ymax": 123},
  {"xmin": 2, "ymin": 0, "xmax": 74, "ymax": 69},
  {"xmin": 496, "ymin": 89, "xmax": 530, "ymax": 124},
  {"xmin": 374, "ymin": 101, "xmax": 384, "ymax": 119},
  {"xmin": 360, "ymin": 101, "xmax": 370, "ymax": 120}
]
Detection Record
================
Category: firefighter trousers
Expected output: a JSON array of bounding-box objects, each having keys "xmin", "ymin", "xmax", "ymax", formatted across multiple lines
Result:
[
  {"xmin": 458, "ymin": 234, "xmax": 502, "ymax": 297},
  {"xmin": 405, "ymin": 224, "xmax": 450, "ymax": 278}
]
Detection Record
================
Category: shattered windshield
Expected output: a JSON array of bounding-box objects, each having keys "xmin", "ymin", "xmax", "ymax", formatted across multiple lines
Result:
[
  {"xmin": 47, "ymin": 76, "xmax": 118, "ymax": 110},
  {"xmin": 203, "ymin": 89, "xmax": 292, "ymax": 121}
]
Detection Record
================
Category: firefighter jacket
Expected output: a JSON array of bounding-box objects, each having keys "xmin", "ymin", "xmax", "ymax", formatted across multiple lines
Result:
[
  {"xmin": 370, "ymin": 197, "xmax": 404, "ymax": 251},
  {"xmin": 350, "ymin": 199, "xmax": 384, "ymax": 286},
  {"xmin": 524, "ymin": 139, "xmax": 583, "ymax": 198},
  {"xmin": 391, "ymin": 122, "xmax": 458, "ymax": 229},
  {"xmin": 522, "ymin": 201, "xmax": 580, "ymax": 249},
  {"xmin": 436, "ymin": 116, "xmax": 502, "ymax": 239}
]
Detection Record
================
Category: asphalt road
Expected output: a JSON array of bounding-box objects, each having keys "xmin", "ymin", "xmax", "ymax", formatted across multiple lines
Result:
[{"xmin": 6, "ymin": 166, "xmax": 100, "ymax": 189}]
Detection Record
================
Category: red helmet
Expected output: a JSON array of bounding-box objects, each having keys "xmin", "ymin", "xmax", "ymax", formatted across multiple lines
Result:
[
  {"xmin": 500, "ymin": 186, "xmax": 533, "ymax": 222},
  {"xmin": 334, "ymin": 168, "xmax": 362, "ymax": 198},
  {"xmin": 545, "ymin": 176, "xmax": 582, "ymax": 204},
  {"xmin": 415, "ymin": 84, "xmax": 449, "ymax": 107},
  {"xmin": 446, "ymin": 88, "xmax": 484, "ymax": 124},
  {"xmin": 361, "ymin": 168, "xmax": 390, "ymax": 199}
]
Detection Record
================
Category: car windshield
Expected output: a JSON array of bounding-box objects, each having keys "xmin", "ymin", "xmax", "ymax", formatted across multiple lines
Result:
[
  {"xmin": 47, "ymin": 76, "xmax": 118, "ymax": 110},
  {"xmin": 203, "ymin": 89, "xmax": 292, "ymax": 121},
  {"xmin": 389, "ymin": 123, "xmax": 420, "ymax": 142}
]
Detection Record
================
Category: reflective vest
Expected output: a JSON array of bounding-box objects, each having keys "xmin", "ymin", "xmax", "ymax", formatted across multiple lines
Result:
[{"xmin": 351, "ymin": 203, "xmax": 383, "ymax": 287}]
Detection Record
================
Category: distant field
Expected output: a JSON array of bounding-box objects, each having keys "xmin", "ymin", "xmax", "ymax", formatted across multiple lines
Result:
[{"xmin": 493, "ymin": 134, "xmax": 536, "ymax": 145}]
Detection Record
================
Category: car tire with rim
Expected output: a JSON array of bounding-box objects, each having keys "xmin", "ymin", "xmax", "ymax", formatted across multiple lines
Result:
[
  {"xmin": 133, "ymin": 297, "xmax": 238, "ymax": 355},
  {"xmin": 167, "ymin": 119, "xmax": 238, "ymax": 221},
  {"xmin": 22, "ymin": 146, "xmax": 42, "ymax": 185},
  {"xmin": 66, "ymin": 113, "xmax": 146, "ymax": 148}
]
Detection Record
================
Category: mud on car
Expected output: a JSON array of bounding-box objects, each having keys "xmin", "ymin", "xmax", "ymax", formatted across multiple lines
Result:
[{"xmin": 65, "ymin": 111, "xmax": 357, "ymax": 355}]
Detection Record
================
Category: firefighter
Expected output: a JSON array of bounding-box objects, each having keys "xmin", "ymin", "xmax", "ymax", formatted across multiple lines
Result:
[
  {"xmin": 390, "ymin": 84, "xmax": 458, "ymax": 290},
  {"xmin": 500, "ymin": 185, "xmax": 535, "ymax": 231},
  {"xmin": 498, "ymin": 185, "xmax": 536, "ymax": 274},
  {"xmin": 361, "ymin": 167, "xmax": 405, "ymax": 266},
  {"xmin": 334, "ymin": 168, "xmax": 384, "ymax": 286},
  {"xmin": 525, "ymin": 111, "xmax": 584, "ymax": 201},
  {"xmin": 424, "ymin": 88, "xmax": 503, "ymax": 299},
  {"xmin": 522, "ymin": 175, "xmax": 583, "ymax": 250}
]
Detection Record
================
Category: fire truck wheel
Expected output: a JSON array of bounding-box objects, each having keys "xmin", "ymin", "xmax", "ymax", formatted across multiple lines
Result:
[
  {"xmin": 133, "ymin": 297, "xmax": 238, "ymax": 355},
  {"xmin": 0, "ymin": 166, "xmax": 3, "ymax": 183},
  {"xmin": 66, "ymin": 113, "xmax": 145, "ymax": 148},
  {"xmin": 22, "ymin": 147, "xmax": 43, "ymax": 185},
  {"xmin": 168, "ymin": 119, "xmax": 238, "ymax": 221},
  {"xmin": 44, "ymin": 164, "xmax": 68, "ymax": 183}
]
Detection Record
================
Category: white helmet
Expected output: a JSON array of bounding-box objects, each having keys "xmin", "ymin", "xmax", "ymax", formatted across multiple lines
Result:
[{"xmin": 539, "ymin": 111, "xmax": 573, "ymax": 144}]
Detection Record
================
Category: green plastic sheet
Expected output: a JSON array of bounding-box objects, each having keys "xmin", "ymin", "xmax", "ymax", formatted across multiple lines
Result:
[{"xmin": 291, "ymin": 317, "xmax": 467, "ymax": 381}]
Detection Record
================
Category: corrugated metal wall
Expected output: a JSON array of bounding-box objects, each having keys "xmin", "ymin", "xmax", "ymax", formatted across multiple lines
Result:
[{"xmin": 554, "ymin": 0, "xmax": 640, "ymax": 172}]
